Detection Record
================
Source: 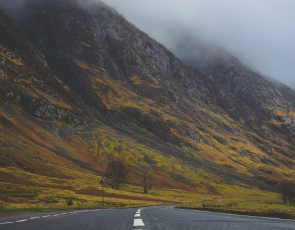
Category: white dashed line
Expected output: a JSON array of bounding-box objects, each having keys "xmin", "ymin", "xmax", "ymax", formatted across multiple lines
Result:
[
  {"xmin": 52, "ymin": 214, "xmax": 61, "ymax": 217},
  {"xmin": 133, "ymin": 218, "xmax": 145, "ymax": 227},
  {"xmin": 0, "ymin": 222, "xmax": 14, "ymax": 225},
  {"xmin": 0, "ymin": 209, "xmax": 102, "ymax": 226},
  {"xmin": 15, "ymin": 219, "xmax": 29, "ymax": 223},
  {"xmin": 133, "ymin": 208, "xmax": 145, "ymax": 228}
]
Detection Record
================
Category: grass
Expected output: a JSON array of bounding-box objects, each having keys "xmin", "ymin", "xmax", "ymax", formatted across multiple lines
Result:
[
  {"xmin": 177, "ymin": 199, "xmax": 295, "ymax": 219},
  {"xmin": 0, "ymin": 117, "xmax": 292, "ymax": 217},
  {"xmin": 0, "ymin": 164, "xmax": 285, "ymax": 216},
  {"xmin": 2, "ymin": 179, "xmax": 290, "ymax": 221}
]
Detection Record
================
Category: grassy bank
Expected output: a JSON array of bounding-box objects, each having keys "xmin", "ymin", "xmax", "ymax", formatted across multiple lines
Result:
[
  {"xmin": 177, "ymin": 200, "xmax": 295, "ymax": 219},
  {"xmin": 0, "ymin": 166, "xmax": 284, "ymax": 215}
]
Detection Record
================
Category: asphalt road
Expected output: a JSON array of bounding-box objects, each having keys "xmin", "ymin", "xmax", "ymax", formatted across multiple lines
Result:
[{"xmin": 0, "ymin": 206, "xmax": 295, "ymax": 230}]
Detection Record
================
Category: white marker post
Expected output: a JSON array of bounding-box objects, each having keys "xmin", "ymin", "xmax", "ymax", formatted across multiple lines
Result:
[{"xmin": 99, "ymin": 177, "xmax": 107, "ymax": 205}]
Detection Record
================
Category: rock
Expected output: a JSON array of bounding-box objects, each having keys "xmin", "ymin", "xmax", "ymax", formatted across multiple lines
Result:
[{"xmin": 0, "ymin": 69, "xmax": 4, "ymax": 79}]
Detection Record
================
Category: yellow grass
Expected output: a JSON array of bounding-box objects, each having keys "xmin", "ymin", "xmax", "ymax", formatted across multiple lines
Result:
[
  {"xmin": 80, "ymin": 41, "xmax": 91, "ymax": 48},
  {"xmin": 0, "ymin": 164, "xmax": 282, "ymax": 213}
]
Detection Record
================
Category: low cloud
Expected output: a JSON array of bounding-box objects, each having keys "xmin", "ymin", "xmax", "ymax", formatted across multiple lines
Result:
[
  {"xmin": 1, "ymin": 0, "xmax": 294, "ymax": 86},
  {"xmin": 0, "ymin": 0, "xmax": 31, "ymax": 20},
  {"xmin": 103, "ymin": 0, "xmax": 295, "ymax": 86}
]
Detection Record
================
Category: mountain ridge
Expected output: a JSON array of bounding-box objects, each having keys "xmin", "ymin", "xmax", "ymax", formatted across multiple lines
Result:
[{"xmin": 0, "ymin": 0, "xmax": 295, "ymax": 202}]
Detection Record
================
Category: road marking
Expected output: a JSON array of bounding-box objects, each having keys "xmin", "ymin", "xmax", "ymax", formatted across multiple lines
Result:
[
  {"xmin": 15, "ymin": 219, "xmax": 28, "ymax": 223},
  {"xmin": 52, "ymin": 214, "xmax": 61, "ymax": 217},
  {"xmin": 133, "ymin": 218, "xmax": 145, "ymax": 227},
  {"xmin": 133, "ymin": 208, "xmax": 145, "ymax": 228},
  {"xmin": 0, "ymin": 209, "xmax": 101, "ymax": 225},
  {"xmin": 0, "ymin": 222, "xmax": 14, "ymax": 225},
  {"xmin": 189, "ymin": 209, "xmax": 295, "ymax": 222}
]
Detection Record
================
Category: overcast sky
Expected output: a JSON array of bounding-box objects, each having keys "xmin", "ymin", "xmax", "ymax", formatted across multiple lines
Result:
[{"xmin": 103, "ymin": 0, "xmax": 295, "ymax": 87}]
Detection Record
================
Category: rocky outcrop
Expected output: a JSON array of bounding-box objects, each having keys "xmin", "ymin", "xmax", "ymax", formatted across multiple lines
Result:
[
  {"xmin": 264, "ymin": 76, "xmax": 295, "ymax": 107},
  {"xmin": 0, "ymin": 8, "xmax": 89, "ymax": 127}
]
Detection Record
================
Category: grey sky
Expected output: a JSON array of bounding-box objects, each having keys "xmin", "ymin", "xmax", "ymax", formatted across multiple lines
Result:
[{"xmin": 103, "ymin": 0, "xmax": 295, "ymax": 87}]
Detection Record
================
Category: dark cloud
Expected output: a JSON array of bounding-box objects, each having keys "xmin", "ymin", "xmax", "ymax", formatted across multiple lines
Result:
[{"xmin": 103, "ymin": 0, "xmax": 295, "ymax": 86}]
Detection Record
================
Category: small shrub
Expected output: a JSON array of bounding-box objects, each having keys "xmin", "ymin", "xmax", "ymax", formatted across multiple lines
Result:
[
  {"xmin": 65, "ymin": 198, "xmax": 73, "ymax": 206},
  {"xmin": 0, "ymin": 202, "xmax": 6, "ymax": 210}
]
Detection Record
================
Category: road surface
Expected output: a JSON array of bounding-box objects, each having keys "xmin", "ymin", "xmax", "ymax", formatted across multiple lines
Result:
[{"xmin": 0, "ymin": 205, "xmax": 294, "ymax": 229}]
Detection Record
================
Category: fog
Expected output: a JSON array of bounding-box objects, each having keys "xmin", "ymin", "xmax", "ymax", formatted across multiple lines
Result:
[
  {"xmin": 0, "ymin": 0, "xmax": 294, "ymax": 87},
  {"xmin": 103, "ymin": 0, "xmax": 295, "ymax": 87}
]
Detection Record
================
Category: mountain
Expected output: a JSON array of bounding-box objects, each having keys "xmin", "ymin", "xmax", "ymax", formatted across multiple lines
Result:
[
  {"xmin": 166, "ymin": 29, "xmax": 295, "ymax": 143},
  {"xmin": 263, "ymin": 76, "xmax": 295, "ymax": 107},
  {"xmin": 1, "ymin": 0, "xmax": 295, "ymax": 203},
  {"xmin": 169, "ymin": 30, "xmax": 295, "ymax": 118},
  {"xmin": 0, "ymin": 5, "xmax": 96, "ymax": 181}
]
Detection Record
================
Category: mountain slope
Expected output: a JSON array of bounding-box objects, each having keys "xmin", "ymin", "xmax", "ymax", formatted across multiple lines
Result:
[
  {"xmin": 0, "ymin": 6, "xmax": 100, "ymax": 181},
  {"xmin": 0, "ymin": 3, "xmax": 261, "ymax": 195},
  {"xmin": 0, "ymin": 0, "xmax": 295, "ymax": 204},
  {"xmin": 0, "ymin": 7, "xmax": 89, "ymax": 125},
  {"xmin": 171, "ymin": 31, "xmax": 295, "ymax": 117},
  {"xmin": 264, "ymin": 75, "xmax": 295, "ymax": 107}
]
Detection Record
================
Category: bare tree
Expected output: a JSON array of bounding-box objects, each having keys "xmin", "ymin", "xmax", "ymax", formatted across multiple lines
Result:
[
  {"xmin": 106, "ymin": 160, "xmax": 129, "ymax": 189},
  {"xmin": 290, "ymin": 183, "xmax": 295, "ymax": 205},
  {"xmin": 278, "ymin": 182, "xmax": 289, "ymax": 204},
  {"xmin": 142, "ymin": 169, "xmax": 154, "ymax": 194},
  {"xmin": 278, "ymin": 182, "xmax": 295, "ymax": 205}
]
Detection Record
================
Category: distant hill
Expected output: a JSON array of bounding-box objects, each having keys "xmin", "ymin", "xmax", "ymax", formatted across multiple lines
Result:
[{"xmin": 0, "ymin": 0, "xmax": 295, "ymax": 199}]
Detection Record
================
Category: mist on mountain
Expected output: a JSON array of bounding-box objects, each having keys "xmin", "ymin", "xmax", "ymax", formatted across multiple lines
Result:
[
  {"xmin": 103, "ymin": 0, "xmax": 295, "ymax": 87},
  {"xmin": 1, "ymin": 0, "xmax": 294, "ymax": 88}
]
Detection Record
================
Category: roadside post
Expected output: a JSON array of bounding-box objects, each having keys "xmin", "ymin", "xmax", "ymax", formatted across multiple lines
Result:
[{"xmin": 99, "ymin": 177, "xmax": 107, "ymax": 205}]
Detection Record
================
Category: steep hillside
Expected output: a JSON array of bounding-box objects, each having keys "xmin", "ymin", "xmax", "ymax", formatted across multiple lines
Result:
[
  {"xmin": 0, "ymin": 6, "xmax": 101, "ymax": 180},
  {"xmin": 1, "ymin": 0, "xmax": 295, "ymax": 207},
  {"xmin": 166, "ymin": 30, "xmax": 295, "ymax": 165},
  {"xmin": 173, "ymin": 31, "xmax": 295, "ymax": 116},
  {"xmin": 0, "ymin": 3, "xmax": 260, "ymax": 199},
  {"xmin": 263, "ymin": 76, "xmax": 295, "ymax": 107}
]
